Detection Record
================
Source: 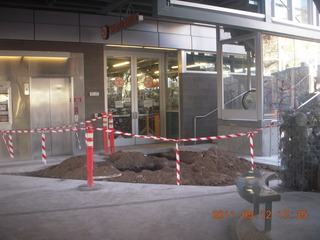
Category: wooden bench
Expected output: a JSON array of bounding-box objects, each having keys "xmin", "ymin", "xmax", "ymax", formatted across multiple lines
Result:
[{"xmin": 236, "ymin": 170, "xmax": 281, "ymax": 231}]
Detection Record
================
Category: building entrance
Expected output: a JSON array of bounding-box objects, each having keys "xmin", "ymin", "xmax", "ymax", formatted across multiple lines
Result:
[{"xmin": 106, "ymin": 52, "xmax": 164, "ymax": 146}]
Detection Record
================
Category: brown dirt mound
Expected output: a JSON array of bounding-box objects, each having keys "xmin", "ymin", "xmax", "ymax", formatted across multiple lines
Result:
[{"xmin": 30, "ymin": 147, "xmax": 270, "ymax": 186}]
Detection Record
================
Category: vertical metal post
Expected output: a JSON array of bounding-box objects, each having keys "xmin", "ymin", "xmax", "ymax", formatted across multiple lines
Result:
[{"xmin": 265, "ymin": 201, "xmax": 272, "ymax": 231}]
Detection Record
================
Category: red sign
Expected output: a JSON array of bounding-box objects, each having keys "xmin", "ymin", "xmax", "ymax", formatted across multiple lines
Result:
[
  {"xmin": 102, "ymin": 14, "xmax": 143, "ymax": 40},
  {"xmin": 114, "ymin": 77, "xmax": 124, "ymax": 88},
  {"xmin": 144, "ymin": 77, "xmax": 153, "ymax": 88}
]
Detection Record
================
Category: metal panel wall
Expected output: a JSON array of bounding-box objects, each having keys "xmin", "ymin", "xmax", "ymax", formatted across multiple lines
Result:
[
  {"xmin": 159, "ymin": 33, "xmax": 192, "ymax": 49},
  {"xmin": 123, "ymin": 30, "xmax": 159, "ymax": 46},
  {"xmin": 80, "ymin": 14, "xmax": 119, "ymax": 27},
  {"xmin": 0, "ymin": 7, "xmax": 33, "ymax": 22},
  {"xmin": 35, "ymin": 10, "xmax": 79, "ymax": 25},
  {"xmin": 35, "ymin": 24, "xmax": 80, "ymax": 42},
  {"xmin": 0, "ymin": 22, "xmax": 34, "ymax": 40},
  {"xmin": 158, "ymin": 22, "xmax": 191, "ymax": 35},
  {"xmin": 192, "ymin": 36, "xmax": 216, "ymax": 51},
  {"xmin": 127, "ymin": 20, "xmax": 158, "ymax": 32},
  {"xmin": 0, "ymin": 7, "xmax": 221, "ymax": 51},
  {"xmin": 191, "ymin": 25, "xmax": 216, "ymax": 37}
]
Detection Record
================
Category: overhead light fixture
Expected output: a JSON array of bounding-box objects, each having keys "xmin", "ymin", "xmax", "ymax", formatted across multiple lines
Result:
[
  {"xmin": 113, "ymin": 61, "xmax": 130, "ymax": 67},
  {"xmin": 105, "ymin": 44, "xmax": 177, "ymax": 51},
  {"xmin": 0, "ymin": 50, "xmax": 70, "ymax": 59},
  {"xmin": 0, "ymin": 56, "xmax": 21, "ymax": 59},
  {"xmin": 187, "ymin": 63, "xmax": 204, "ymax": 68},
  {"xmin": 144, "ymin": 47, "xmax": 176, "ymax": 51},
  {"xmin": 106, "ymin": 44, "xmax": 143, "ymax": 49}
]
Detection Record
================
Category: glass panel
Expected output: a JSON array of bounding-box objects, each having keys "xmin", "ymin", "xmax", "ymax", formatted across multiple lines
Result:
[
  {"xmin": 222, "ymin": 41, "xmax": 256, "ymax": 110},
  {"xmin": 294, "ymin": 0, "xmax": 309, "ymax": 24},
  {"xmin": 166, "ymin": 52, "xmax": 178, "ymax": 72},
  {"xmin": 263, "ymin": 34, "xmax": 320, "ymax": 118},
  {"xmin": 165, "ymin": 52, "xmax": 179, "ymax": 139},
  {"xmin": 137, "ymin": 57, "xmax": 160, "ymax": 136},
  {"xmin": 176, "ymin": 0, "xmax": 262, "ymax": 13},
  {"xmin": 186, "ymin": 52, "xmax": 216, "ymax": 72},
  {"xmin": 166, "ymin": 73, "xmax": 179, "ymax": 111},
  {"xmin": 107, "ymin": 56, "xmax": 132, "ymax": 135},
  {"xmin": 274, "ymin": 0, "xmax": 290, "ymax": 20}
]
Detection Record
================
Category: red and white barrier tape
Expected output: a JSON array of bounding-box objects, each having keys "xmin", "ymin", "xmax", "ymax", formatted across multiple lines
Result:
[
  {"xmin": 0, "ymin": 112, "xmax": 276, "ymax": 185},
  {"xmin": 42, "ymin": 132, "xmax": 47, "ymax": 164},
  {"xmin": 178, "ymin": 121, "xmax": 277, "ymax": 142},
  {"xmin": 0, "ymin": 113, "xmax": 110, "ymax": 134},
  {"xmin": 95, "ymin": 128, "xmax": 176, "ymax": 142}
]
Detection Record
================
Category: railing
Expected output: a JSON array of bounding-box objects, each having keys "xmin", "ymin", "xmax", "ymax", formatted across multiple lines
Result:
[{"xmin": 193, "ymin": 91, "xmax": 248, "ymax": 142}]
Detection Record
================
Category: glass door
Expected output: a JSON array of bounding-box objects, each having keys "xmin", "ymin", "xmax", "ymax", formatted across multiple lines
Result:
[
  {"xmin": 106, "ymin": 52, "xmax": 164, "ymax": 146},
  {"xmin": 137, "ymin": 57, "xmax": 160, "ymax": 137},
  {"xmin": 106, "ymin": 55, "xmax": 133, "ymax": 145}
]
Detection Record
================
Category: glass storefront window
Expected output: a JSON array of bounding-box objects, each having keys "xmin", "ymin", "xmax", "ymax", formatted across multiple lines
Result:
[
  {"xmin": 273, "ymin": 0, "xmax": 317, "ymax": 26},
  {"xmin": 222, "ymin": 41, "xmax": 256, "ymax": 111},
  {"xmin": 274, "ymin": 0, "xmax": 290, "ymax": 21},
  {"xmin": 263, "ymin": 34, "xmax": 320, "ymax": 118},
  {"xmin": 294, "ymin": 0, "xmax": 309, "ymax": 24},
  {"xmin": 186, "ymin": 52, "xmax": 216, "ymax": 72}
]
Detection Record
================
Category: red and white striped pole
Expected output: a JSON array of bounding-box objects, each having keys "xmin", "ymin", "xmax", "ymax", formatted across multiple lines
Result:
[
  {"xmin": 176, "ymin": 140, "xmax": 181, "ymax": 185},
  {"xmin": 103, "ymin": 112, "xmax": 109, "ymax": 154},
  {"xmin": 8, "ymin": 133, "xmax": 14, "ymax": 159},
  {"xmin": 85, "ymin": 124, "xmax": 94, "ymax": 187},
  {"xmin": 41, "ymin": 132, "xmax": 47, "ymax": 164},
  {"xmin": 249, "ymin": 133, "xmax": 254, "ymax": 170},
  {"xmin": 108, "ymin": 112, "xmax": 115, "ymax": 155}
]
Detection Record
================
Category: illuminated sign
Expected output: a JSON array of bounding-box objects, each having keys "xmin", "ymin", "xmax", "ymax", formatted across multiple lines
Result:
[{"xmin": 102, "ymin": 14, "xmax": 143, "ymax": 40}]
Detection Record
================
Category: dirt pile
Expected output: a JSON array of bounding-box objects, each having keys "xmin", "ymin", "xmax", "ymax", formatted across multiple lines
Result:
[{"xmin": 30, "ymin": 147, "xmax": 269, "ymax": 186}]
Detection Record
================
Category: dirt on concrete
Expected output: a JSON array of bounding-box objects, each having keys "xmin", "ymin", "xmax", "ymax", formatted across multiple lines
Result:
[{"xmin": 29, "ymin": 147, "xmax": 272, "ymax": 186}]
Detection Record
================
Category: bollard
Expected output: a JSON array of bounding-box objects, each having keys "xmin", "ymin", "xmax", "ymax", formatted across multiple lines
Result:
[
  {"xmin": 41, "ymin": 132, "xmax": 47, "ymax": 164},
  {"xmin": 176, "ymin": 140, "xmax": 181, "ymax": 185},
  {"xmin": 8, "ymin": 133, "xmax": 14, "ymax": 159},
  {"xmin": 103, "ymin": 112, "xmax": 109, "ymax": 154},
  {"xmin": 249, "ymin": 133, "xmax": 254, "ymax": 170},
  {"xmin": 86, "ymin": 124, "xmax": 94, "ymax": 187},
  {"xmin": 108, "ymin": 112, "xmax": 115, "ymax": 155}
]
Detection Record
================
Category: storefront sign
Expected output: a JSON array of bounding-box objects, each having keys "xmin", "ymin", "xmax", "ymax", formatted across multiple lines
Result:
[
  {"xmin": 144, "ymin": 76, "xmax": 153, "ymax": 88},
  {"xmin": 114, "ymin": 77, "xmax": 124, "ymax": 88},
  {"xmin": 102, "ymin": 14, "xmax": 143, "ymax": 40}
]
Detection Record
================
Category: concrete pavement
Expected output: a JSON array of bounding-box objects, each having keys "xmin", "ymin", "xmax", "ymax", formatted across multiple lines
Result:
[{"xmin": 0, "ymin": 173, "xmax": 319, "ymax": 240}]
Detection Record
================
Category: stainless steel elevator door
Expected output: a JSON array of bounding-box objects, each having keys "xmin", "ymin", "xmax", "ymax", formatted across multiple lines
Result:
[{"xmin": 30, "ymin": 77, "xmax": 71, "ymax": 158}]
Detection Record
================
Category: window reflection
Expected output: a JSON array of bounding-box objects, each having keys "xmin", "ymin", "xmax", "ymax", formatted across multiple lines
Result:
[{"xmin": 263, "ymin": 34, "xmax": 320, "ymax": 117}]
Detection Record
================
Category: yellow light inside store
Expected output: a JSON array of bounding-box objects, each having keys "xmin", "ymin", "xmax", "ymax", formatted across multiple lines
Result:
[
  {"xmin": 113, "ymin": 61, "xmax": 130, "ymax": 67},
  {"xmin": 23, "ymin": 57, "xmax": 69, "ymax": 60},
  {"xmin": 0, "ymin": 56, "xmax": 21, "ymax": 59}
]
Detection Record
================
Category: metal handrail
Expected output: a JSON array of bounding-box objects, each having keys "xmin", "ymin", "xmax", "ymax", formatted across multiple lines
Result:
[{"xmin": 193, "ymin": 91, "xmax": 247, "ymax": 142}]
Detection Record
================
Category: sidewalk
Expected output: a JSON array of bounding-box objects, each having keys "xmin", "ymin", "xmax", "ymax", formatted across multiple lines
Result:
[
  {"xmin": 0, "ymin": 173, "xmax": 319, "ymax": 240},
  {"xmin": 0, "ymin": 144, "xmax": 319, "ymax": 240}
]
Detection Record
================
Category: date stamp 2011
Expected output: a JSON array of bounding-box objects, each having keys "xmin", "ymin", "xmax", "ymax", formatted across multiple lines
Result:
[{"xmin": 211, "ymin": 210, "xmax": 309, "ymax": 220}]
